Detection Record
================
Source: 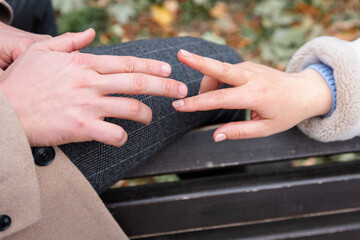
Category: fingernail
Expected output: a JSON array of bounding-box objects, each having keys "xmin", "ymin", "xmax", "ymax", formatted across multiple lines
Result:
[
  {"xmin": 161, "ymin": 64, "xmax": 171, "ymax": 75},
  {"xmin": 215, "ymin": 133, "xmax": 226, "ymax": 142},
  {"xmin": 180, "ymin": 49, "xmax": 193, "ymax": 58},
  {"xmin": 178, "ymin": 85, "xmax": 188, "ymax": 98},
  {"xmin": 172, "ymin": 100, "xmax": 184, "ymax": 108}
]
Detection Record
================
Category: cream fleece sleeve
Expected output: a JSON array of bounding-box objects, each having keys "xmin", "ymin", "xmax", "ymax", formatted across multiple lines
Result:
[
  {"xmin": 0, "ymin": 0, "xmax": 13, "ymax": 24},
  {"xmin": 286, "ymin": 37, "xmax": 360, "ymax": 142}
]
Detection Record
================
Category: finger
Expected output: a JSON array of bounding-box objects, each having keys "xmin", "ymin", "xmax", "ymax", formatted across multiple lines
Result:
[
  {"xmin": 39, "ymin": 28, "xmax": 95, "ymax": 52},
  {"xmin": 172, "ymin": 87, "xmax": 253, "ymax": 112},
  {"xmin": 86, "ymin": 55, "xmax": 172, "ymax": 77},
  {"xmin": 88, "ymin": 121, "xmax": 128, "ymax": 147},
  {"xmin": 0, "ymin": 68, "xmax": 4, "ymax": 76},
  {"xmin": 98, "ymin": 97, "xmax": 153, "ymax": 125},
  {"xmin": 178, "ymin": 49, "xmax": 243, "ymax": 85},
  {"xmin": 12, "ymin": 37, "xmax": 36, "ymax": 60},
  {"xmin": 213, "ymin": 120, "xmax": 271, "ymax": 142},
  {"xmin": 199, "ymin": 75, "xmax": 221, "ymax": 94},
  {"xmin": 97, "ymin": 73, "xmax": 188, "ymax": 98}
]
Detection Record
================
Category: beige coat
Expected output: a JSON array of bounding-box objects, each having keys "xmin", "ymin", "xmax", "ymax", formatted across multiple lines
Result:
[
  {"xmin": 0, "ymin": 2, "xmax": 128, "ymax": 239},
  {"xmin": 0, "ymin": 83, "xmax": 129, "ymax": 240}
]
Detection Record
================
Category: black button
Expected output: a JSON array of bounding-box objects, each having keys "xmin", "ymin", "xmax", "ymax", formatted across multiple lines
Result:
[
  {"xmin": 32, "ymin": 147, "xmax": 55, "ymax": 166},
  {"xmin": 0, "ymin": 215, "xmax": 11, "ymax": 231}
]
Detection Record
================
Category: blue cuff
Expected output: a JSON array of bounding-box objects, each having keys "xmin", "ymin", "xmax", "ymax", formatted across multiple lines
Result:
[{"xmin": 305, "ymin": 63, "xmax": 336, "ymax": 117}]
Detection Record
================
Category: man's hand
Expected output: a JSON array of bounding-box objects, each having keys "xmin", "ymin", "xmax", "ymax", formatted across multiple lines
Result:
[
  {"xmin": 0, "ymin": 29, "xmax": 188, "ymax": 147},
  {"xmin": 172, "ymin": 49, "xmax": 332, "ymax": 142},
  {"xmin": 0, "ymin": 22, "xmax": 52, "ymax": 72}
]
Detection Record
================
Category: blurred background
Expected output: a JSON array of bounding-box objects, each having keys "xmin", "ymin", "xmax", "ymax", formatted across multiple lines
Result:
[
  {"xmin": 52, "ymin": 0, "xmax": 360, "ymax": 71},
  {"xmin": 51, "ymin": 0, "xmax": 360, "ymax": 186}
]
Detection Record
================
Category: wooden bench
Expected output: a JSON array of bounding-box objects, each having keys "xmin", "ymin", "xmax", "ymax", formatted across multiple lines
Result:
[{"xmin": 101, "ymin": 127, "xmax": 360, "ymax": 239}]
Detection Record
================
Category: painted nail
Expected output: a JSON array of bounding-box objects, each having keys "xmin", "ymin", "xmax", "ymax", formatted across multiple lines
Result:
[
  {"xmin": 178, "ymin": 85, "xmax": 188, "ymax": 98},
  {"xmin": 161, "ymin": 64, "xmax": 171, "ymax": 75},
  {"xmin": 215, "ymin": 133, "xmax": 226, "ymax": 142},
  {"xmin": 180, "ymin": 49, "xmax": 193, "ymax": 58},
  {"xmin": 172, "ymin": 100, "xmax": 184, "ymax": 108}
]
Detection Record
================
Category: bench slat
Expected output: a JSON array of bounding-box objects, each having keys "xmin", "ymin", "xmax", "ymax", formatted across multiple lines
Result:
[
  {"xmin": 126, "ymin": 127, "xmax": 360, "ymax": 178},
  {"xmin": 135, "ymin": 211, "xmax": 360, "ymax": 240},
  {"xmin": 103, "ymin": 160, "xmax": 360, "ymax": 237}
]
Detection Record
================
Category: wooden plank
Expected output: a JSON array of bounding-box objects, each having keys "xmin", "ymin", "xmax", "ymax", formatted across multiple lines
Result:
[
  {"xmin": 126, "ymin": 127, "xmax": 360, "ymax": 178},
  {"xmin": 135, "ymin": 211, "xmax": 360, "ymax": 240},
  {"xmin": 102, "ymin": 161, "xmax": 360, "ymax": 237}
]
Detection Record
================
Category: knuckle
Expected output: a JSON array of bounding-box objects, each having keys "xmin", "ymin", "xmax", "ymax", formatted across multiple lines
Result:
[
  {"xmin": 232, "ymin": 125, "xmax": 247, "ymax": 139},
  {"xmin": 120, "ymin": 57, "xmax": 135, "ymax": 73},
  {"xmin": 162, "ymin": 79, "xmax": 172, "ymax": 94},
  {"xmin": 20, "ymin": 37, "xmax": 36, "ymax": 49},
  {"xmin": 254, "ymin": 81, "xmax": 269, "ymax": 95},
  {"xmin": 71, "ymin": 53, "xmax": 88, "ymax": 66},
  {"xmin": 62, "ymin": 32, "xmax": 74, "ymax": 38},
  {"xmin": 74, "ymin": 76, "xmax": 92, "ymax": 89},
  {"xmin": 129, "ymin": 99, "xmax": 142, "ymax": 116},
  {"xmin": 72, "ymin": 117, "xmax": 87, "ymax": 131},
  {"xmin": 212, "ymin": 89, "xmax": 226, "ymax": 102},
  {"xmin": 187, "ymin": 96, "xmax": 199, "ymax": 109},
  {"xmin": 145, "ymin": 60, "xmax": 155, "ymax": 73},
  {"xmin": 241, "ymin": 61, "xmax": 253, "ymax": 68},
  {"xmin": 132, "ymin": 74, "xmax": 147, "ymax": 91},
  {"xmin": 242, "ymin": 68, "xmax": 254, "ymax": 79},
  {"xmin": 222, "ymin": 62, "xmax": 233, "ymax": 76},
  {"xmin": 43, "ymin": 34, "xmax": 52, "ymax": 39}
]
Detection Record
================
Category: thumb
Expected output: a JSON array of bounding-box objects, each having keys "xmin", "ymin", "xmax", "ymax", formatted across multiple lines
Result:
[
  {"xmin": 213, "ymin": 120, "xmax": 271, "ymax": 142},
  {"xmin": 40, "ymin": 28, "xmax": 95, "ymax": 52}
]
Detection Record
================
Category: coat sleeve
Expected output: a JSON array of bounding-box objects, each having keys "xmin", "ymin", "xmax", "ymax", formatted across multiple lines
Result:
[
  {"xmin": 0, "ymin": 0, "xmax": 13, "ymax": 24},
  {"xmin": 0, "ymin": 92, "xmax": 128, "ymax": 240},
  {"xmin": 0, "ymin": 91, "xmax": 42, "ymax": 239},
  {"xmin": 286, "ymin": 37, "xmax": 360, "ymax": 142}
]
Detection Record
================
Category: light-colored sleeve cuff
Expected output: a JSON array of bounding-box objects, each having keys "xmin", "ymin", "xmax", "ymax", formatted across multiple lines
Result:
[
  {"xmin": 286, "ymin": 36, "xmax": 360, "ymax": 142},
  {"xmin": 0, "ymin": 0, "xmax": 13, "ymax": 24}
]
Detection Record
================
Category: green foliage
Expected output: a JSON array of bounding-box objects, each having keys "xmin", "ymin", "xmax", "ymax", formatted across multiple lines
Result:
[
  {"xmin": 179, "ymin": 0, "xmax": 218, "ymax": 23},
  {"xmin": 57, "ymin": 7, "xmax": 109, "ymax": 46}
]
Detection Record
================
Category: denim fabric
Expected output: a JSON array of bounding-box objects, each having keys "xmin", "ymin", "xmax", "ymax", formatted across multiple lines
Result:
[
  {"xmin": 6, "ymin": 0, "xmax": 57, "ymax": 36},
  {"xmin": 58, "ymin": 37, "xmax": 244, "ymax": 193}
]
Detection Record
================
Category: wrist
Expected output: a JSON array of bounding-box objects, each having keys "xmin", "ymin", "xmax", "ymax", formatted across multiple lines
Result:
[{"xmin": 294, "ymin": 69, "xmax": 333, "ymax": 119}]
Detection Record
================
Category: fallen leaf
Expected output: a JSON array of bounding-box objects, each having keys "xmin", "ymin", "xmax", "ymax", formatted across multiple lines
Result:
[{"xmin": 151, "ymin": 5, "xmax": 174, "ymax": 27}]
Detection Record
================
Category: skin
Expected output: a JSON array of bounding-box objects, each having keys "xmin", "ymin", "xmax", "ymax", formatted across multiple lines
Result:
[
  {"xmin": 173, "ymin": 49, "xmax": 333, "ymax": 142},
  {"xmin": 0, "ymin": 29, "xmax": 188, "ymax": 147},
  {"xmin": 0, "ymin": 22, "xmax": 52, "ymax": 73}
]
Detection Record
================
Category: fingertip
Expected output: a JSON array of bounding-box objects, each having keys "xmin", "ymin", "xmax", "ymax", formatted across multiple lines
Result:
[
  {"xmin": 84, "ymin": 28, "xmax": 95, "ymax": 36},
  {"xmin": 179, "ymin": 49, "xmax": 193, "ymax": 58},
  {"xmin": 172, "ymin": 100, "xmax": 185, "ymax": 109},
  {"xmin": 142, "ymin": 107, "xmax": 153, "ymax": 125},
  {"xmin": 160, "ymin": 63, "xmax": 172, "ymax": 76},
  {"xmin": 114, "ymin": 130, "xmax": 128, "ymax": 147},
  {"xmin": 178, "ymin": 49, "xmax": 194, "ymax": 63},
  {"xmin": 214, "ymin": 133, "xmax": 226, "ymax": 142},
  {"xmin": 178, "ymin": 84, "xmax": 188, "ymax": 98}
]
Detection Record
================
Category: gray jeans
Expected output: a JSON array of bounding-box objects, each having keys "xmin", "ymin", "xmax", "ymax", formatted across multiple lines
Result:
[{"xmin": 60, "ymin": 37, "xmax": 244, "ymax": 193}]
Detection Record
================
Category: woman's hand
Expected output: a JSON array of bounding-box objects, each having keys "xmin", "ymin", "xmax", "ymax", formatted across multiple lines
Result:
[
  {"xmin": 0, "ymin": 22, "xmax": 52, "ymax": 72},
  {"xmin": 172, "ymin": 49, "xmax": 332, "ymax": 142},
  {"xmin": 0, "ymin": 29, "xmax": 188, "ymax": 147}
]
